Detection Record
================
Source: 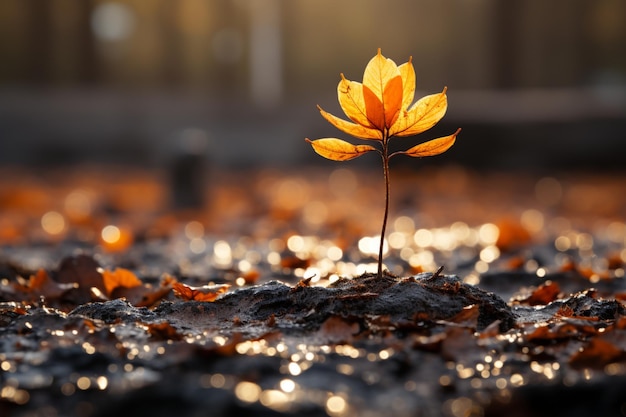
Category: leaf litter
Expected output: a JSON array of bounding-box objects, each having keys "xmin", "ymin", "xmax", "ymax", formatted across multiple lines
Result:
[{"xmin": 0, "ymin": 166, "xmax": 625, "ymax": 417}]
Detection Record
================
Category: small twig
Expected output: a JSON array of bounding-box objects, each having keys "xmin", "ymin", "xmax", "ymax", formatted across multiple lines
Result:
[{"xmin": 426, "ymin": 265, "xmax": 445, "ymax": 282}]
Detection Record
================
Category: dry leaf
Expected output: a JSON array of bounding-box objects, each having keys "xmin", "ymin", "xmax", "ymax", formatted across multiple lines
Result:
[
  {"xmin": 101, "ymin": 268, "xmax": 142, "ymax": 296},
  {"xmin": 445, "ymin": 304, "xmax": 480, "ymax": 328},
  {"xmin": 317, "ymin": 315, "xmax": 360, "ymax": 344},
  {"xmin": 13, "ymin": 268, "xmax": 77, "ymax": 301},
  {"xmin": 522, "ymin": 281, "xmax": 561, "ymax": 306},
  {"xmin": 172, "ymin": 282, "xmax": 230, "ymax": 302},
  {"xmin": 495, "ymin": 218, "xmax": 531, "ymax": 251},
  {"xmin": 144, "ymin": 321, "xmax": 184, "ymax": 341},
  {"xmin": 569, "ymin": 338, "xmax": 624, "ymax": 369}
]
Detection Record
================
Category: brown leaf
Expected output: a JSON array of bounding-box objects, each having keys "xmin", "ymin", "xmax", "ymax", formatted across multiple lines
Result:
[
  {"xmin": 144, "ymin": 321, "xmax": 183, "ymax": 341},
  {"xmin": 445, "ymin": 304, "xmax": 480, "ymax": 328},
  {"xmin": 441, "ymin": 327, "xmax": 477, "ymax": 362},
  {"xmin": 569, "ymin": 338, "xmax": 624, "ymax": 369},
  {"xmin": 522, "ymin": 281, "xmax": 561, "ymax": 306},
  {"xmin": 317, "ymin": 315, "xmax": 360, "ymax": 344},
  {"xmin": 280, "ymin": 255, "xmax": 311, "ymax": 270},
  {"xmin": 57, "ymin": 254, "xmax": 104, "ymax": 295},
  {"xmin": 13, "ymin": 269, "xmax": 77, "ymax": 301},
  {"xmin": 172, "ymin": 282, "xmax": 230, "ymax": 302}
]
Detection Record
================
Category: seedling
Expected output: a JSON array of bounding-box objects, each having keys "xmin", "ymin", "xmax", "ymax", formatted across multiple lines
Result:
[{"xmin": 306, "ymin": 49, "xmax": 461, "ymax": 278}]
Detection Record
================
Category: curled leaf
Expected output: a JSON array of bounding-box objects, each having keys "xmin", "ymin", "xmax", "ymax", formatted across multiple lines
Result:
[
  {"xmin": 306, "ymin": 138, "xmax": 377, "ymax": 161},
  {"xmin": 392, "ymin": 128, "xmax": 460, "ymax": 158}
]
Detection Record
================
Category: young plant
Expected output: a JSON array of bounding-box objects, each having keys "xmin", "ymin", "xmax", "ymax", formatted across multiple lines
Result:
[{"xmin": 306, "ymin": 48, "xmax": 461, "ymax": 278}]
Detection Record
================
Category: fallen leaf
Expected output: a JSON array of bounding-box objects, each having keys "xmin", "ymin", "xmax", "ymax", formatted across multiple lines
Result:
[
  {"xmin": 172, "ymin": 282, "xmax": 230, "ymax": 302},
  {"xmin": 442, "ymin": 304, "xmax": 480, "ymax": 328},
  {"xmin": 280, "ymin": 255, "xmax": 311, "ymax": 270},
  {"xmin": 317, "ymin": 315, "xmax": 360, "ymax": 344},
  {"xmin": 13, "ymin": 269, "xmax": 77, "ymax": 301},
  {"xmin": 56, "ymin": 254, "xmax": 105, "ymax": 295},
  {"xmin": 101, "ymin": 268, "xmax": 142, "ymax": 297},
  {"xmin": 144, "ymin": 321, "xmax": 183, "ymax": 341},
  {"xmin": 569, "ymin": 338, "xmax": 624, "ymax": 369},
  {"xmin": 522, "ymin": 281, "xmax": 561, "ymax": 306},
  {"xmin": 495, "ymin": 218, "xmax": 531, "ymax": 251}
]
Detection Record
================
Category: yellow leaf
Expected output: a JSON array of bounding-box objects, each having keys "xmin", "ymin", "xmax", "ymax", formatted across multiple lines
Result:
[
  {"xmin": 306, "ymin": 138, "xmax": 377, "ymax": 161},
  {"xmin": 337, "ymin": 75, "xmax": 372, "ymax": 128},
  {"xmin": 318, "ymin": 106, "xmax": 382, "ymax": 140},
  {"xmin": 394, "ymin": 128, "xmax": 460, "ymax": 158},
  {"xmin": 390, "ymin": 87, "xmax": 448, "ymax": 137},
  {"xmin": 398, "ymin": 57, "xmax": 415, "ymax": 111},
  {"xmin": 362, "ymin": 49, "xmax": 403, "ymax": 130},
  {"xmin": 362, "ymin": 49, "xmax": 401, "ymax": 104}
]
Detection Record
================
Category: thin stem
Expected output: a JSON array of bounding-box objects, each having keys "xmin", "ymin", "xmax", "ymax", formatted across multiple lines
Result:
[{"xmin": 378, "ymin": 132, "xmax": 390, "ymax": 278}]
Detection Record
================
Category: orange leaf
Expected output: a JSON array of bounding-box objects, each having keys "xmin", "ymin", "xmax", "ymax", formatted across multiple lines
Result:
[
  {"xmin": 363, "ymin": 84, "xmax": 386, "ymax": 130},
  {"xmin": 393, "ymin": 128, "xmax": 460, "ymax": 158},
  {"xmin": 101, "ymin": 268, "xmax": 142, "ymax": 296},
  {"xmin": 362, "ymin": 49, "xmax": 403, "ymax": 130},
  {"xmin": 27, "ymin": 268, "xmax": 49, "ymax": 291},
  {"xmin": 306, "ymin": 138, "xmax": 377, "ymax": 161},
  {"xmin": 390, "ymin": 88, "xmax": 448, "ymax": 137},
  {"xmin": 172, "ymin": 282, "xmax": 230, "ymax": 302}
]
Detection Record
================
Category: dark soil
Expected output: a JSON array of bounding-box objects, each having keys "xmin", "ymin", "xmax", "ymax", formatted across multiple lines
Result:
[
  {"xmin": 1, "ymin": 167, "xmax": 626, "ymax": 417},
  {"xmin": 2, "ymin": 256, "xmax": 626, "ymax": 417}
]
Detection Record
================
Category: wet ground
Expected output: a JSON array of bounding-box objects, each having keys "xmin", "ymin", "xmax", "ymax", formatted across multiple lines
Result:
[{"xmin": 1, "ymin": 165, "xmax": 625, "ymax": 417}]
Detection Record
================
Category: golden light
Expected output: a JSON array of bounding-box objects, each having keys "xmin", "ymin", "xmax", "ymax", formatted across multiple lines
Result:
[
  {"xmin": 358, "ymin": 236, "xmax": 387, "ymax": 256},
  {"xmin": 41, "ymin": 211, "xmax": 66, "ymax": 236},
  {"xmin": 279, "ymin": 379, "xmax": 295, "ymax": 393},
  {"xmin": 184, "ymin": 221, "xmax": 204, "ymax": 239},
  {"xmin": 100, "ymin": 225, "xmax": 133, "ymax": 252},
  {"xmin": 478, "ymin": 223, "xmax": 500, "ymax": 245},
  {"xmin": 414, "ymin": 229, "xmax": 433, "ymax": 247},
  {"xmin": 326, "ymin": 395, "xmax": 347, "ymax": 416},
  {"xmin": 64, "ymin": 189, "xmax": 94, "ymax": 221},
  {"xmin": 234, "ymin": 381, "xmax": 261, "ymax": 403},
  {"xmin": 101, "ymin": 225, "xmax": 120, "ymax": 243}
]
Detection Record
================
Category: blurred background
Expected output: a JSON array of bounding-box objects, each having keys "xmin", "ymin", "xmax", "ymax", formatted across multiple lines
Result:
[{"xmin": 1, "ymin": 0, "xmax": 625, "ymax": 171}]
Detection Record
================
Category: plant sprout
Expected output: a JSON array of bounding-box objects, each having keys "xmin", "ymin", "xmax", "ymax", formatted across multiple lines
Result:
[{"xmin": 306, "ymin": 48, "xmax": 461, "ymax": 278}]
